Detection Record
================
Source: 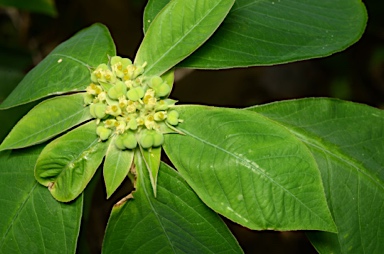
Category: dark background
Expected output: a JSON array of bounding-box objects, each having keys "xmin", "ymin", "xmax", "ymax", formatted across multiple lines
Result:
[{"xmin": 0, "ymin": 0, "xmax": 383, "ymax": 253}]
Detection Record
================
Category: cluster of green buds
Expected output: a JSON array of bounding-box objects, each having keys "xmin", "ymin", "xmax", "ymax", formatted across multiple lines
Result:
[{"xmin": 84, "ymin": 56, "xmax": 182, "ymax": 150}]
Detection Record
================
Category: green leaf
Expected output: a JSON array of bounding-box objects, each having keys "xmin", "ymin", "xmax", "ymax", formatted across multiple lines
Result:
[
  {"xmin": 35, "ymin": 121, "xmax": 109, "ymax": 202},
  {"xmin": 0, "ymin": 145, "xmax": 83, "ymax": 253},
  {"xmin": 0, "ymin": 93, "xmax": 92, "ymax": 151},
  {"xmin": 139, "ymin": 146, "xmax": 161, "ymax": 197},
  {"xmin": 102, "ymin": 158, "xmax": 242, "ymax": 253},
  {"xmin": 247, "ymin": 98, "xmax": 384, "ymax": 253},
  {"xmin": 142, "ymin": 0, "xmax": 169, "ymax": 33},
  {"xmin": 161, "ymin": 68, "xmax": 174, "ymax": 92},
  {"xmin": 0, "ymin": 24, "xmax": 116, "ymax": 110},
  {"xmin": 181, "ymin": 0, "xmax": 367, "ymax": 68},
  {"xmin": 145, "ymin": 0, "xmax": 367, "ymax": 68},
  {"xmin": 103, "ymin": 137, "xmax": 134, "ymax": 199},
  {"xmin": 0, "ymin": 0, "xmax": 57, "ymax": 16},
  {"xmin": 0, "ymin": 101, "xmax": 39, "ymax": 143},
  {"xmin": 163, "ymin": 105, "xmax": 336, "ymax": 232},
  {"xmin": 135, "ymin": 0, "xmax": 235, "ymax": 76}
]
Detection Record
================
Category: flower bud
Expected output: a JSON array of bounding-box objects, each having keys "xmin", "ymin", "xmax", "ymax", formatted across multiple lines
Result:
[
  {"xmin": 114, "ymin": 134, "xmax": 126, "ymax": 150},
  {"xmin": 127, "ymin": 87, "xmax": 145, "ymax": 101},
  {"xmin": 139, "ymin": 130, "xmax": 154, "ymax": 149},
  {"xmin": 96, "ymin": 126, "xmax": 112, "ymax": 141},
  {"xmin": 154, "ymin": 82, "xmax": 171, "ymax": 97},
  {"xmin": 123, "ymin": 131, "xmax": 137, "ymax": 149},
  {"xmin": 90, "ymin": 103, "xmax": 107, "ymax": 119},
  {"xmin": 167, "ymin": 110, "xmax": 179, "ymax": 125},
  {"xmin": 152, "ymin": 131, "xmax": 164, "ymax": 147},
  {"xmin": 127, "ymin": 118, "xmax": 138, "ymax": 130},
  {"xmin": 150, "ymin": 76, "xmax": 163, "ymax": 88},
  {"xmin": 110, "ymin": 81, "xmax": 127, "ymax": 99}
]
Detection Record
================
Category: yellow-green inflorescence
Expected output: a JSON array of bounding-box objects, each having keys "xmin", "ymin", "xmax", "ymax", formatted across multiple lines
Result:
[{"xmin": 84, "ymin": 56, "xmax": 182, "ymax": 150}]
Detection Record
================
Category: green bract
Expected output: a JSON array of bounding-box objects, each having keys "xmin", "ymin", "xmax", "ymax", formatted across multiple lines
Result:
[{"xmin": 85, "ymin": 56, "xmax": 181, "ymax": 150}]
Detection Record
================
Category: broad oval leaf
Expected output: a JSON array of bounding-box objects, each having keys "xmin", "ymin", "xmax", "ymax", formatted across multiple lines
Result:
[
  {"xmin": 0, "ymin": 93, "xmax": 92, "ymax": 151},
  {"xmin": 0, "ymin": 23, "xmax": 116, "ymax": 109},
  {"xmin": 35, "ymin": 121, "xmax": 109, "ymax": 202},
  {"xmin": 144, "ymin": 0, "xmax": 367, "ymax": 69},
  {"xmin": 135, "ymin": 0, "xmax": 235, "ymax": 76},
  {"xmin": 0, "ymin": 145, "xmax": 83, "ymax": 253},
  {"xmin": 163, "ymin": 105, "xmax": 336, "ymax": 232},
  {"xmin": 103, "ymin": 137, "xmax": 134, "ymax": 199},
  {"xmin": 102, "ymin": 156, "xmax": 242, "ymax": 253},
  {"xmin": 247, "ymin": 98, "xmax": 384, "ymax": 253}
]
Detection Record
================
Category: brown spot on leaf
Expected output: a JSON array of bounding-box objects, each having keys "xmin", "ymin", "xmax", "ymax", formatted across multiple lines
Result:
[
  {"xmin": 48, "ymin": 182, "xmax": 55, "ymax": 191},
  {"xmin": 113, "ymin": 193, "xmax": 134, "ymax": 208}
]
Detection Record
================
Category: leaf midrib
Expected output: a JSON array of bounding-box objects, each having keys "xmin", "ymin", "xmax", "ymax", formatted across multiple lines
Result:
[
  {"xmin": 3, "ymin": 106, "xmax": 89, "ymax": 150},
  {"xmin": 0, "ymin": 183, "xmax": 38, "ymax": 250},
  {"xmin": 285, "ymin": 127, "xmax": 384, "ymax": 191},
  {"xmin": 138, "ymin": 156, "xmax": 177, "ymax": 253},
  {"xmin": 177, "ymin": 125, "xmax": 334, "ymax": 228},
  {"xmin": 141, "ymin": 0, "xmax": 231, "ymax": 75}
]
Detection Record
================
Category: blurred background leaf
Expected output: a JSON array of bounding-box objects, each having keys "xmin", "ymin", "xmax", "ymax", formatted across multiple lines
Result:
[{"xmin": 0, "ymin": 0, "xmax": 57, "ymax": 16}]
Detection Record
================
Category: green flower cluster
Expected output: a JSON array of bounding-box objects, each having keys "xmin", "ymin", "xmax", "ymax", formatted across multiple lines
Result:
[{"xmin": 84, "ymin": 56, "xmax": 181, "ymax": 149}]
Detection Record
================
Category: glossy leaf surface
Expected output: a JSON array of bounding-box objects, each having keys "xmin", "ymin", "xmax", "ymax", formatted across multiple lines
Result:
[
  {"xmin": 145, "ymin": 0, "xmax": 367, "ymax": 69},
  {"xmin": 103, "ymin": 137, "xmax": 134, "ymax": 199},
  {"xmin": 164, "ymin": 105, "xmax": 336, "ymax": 232},
  {"xmin": 247, "ymin": 98, "xmax": 384, "ymax": 253},
  {"xmin": 0, "ymin": 145, "xmax": 83, "ymax": 253},
  {"xmin": 0, "ymin": 93, "xmax": 92, "ymax": 151},
  {"xmin": 0, "ymin": 0, "xmax": 57, "ymax": 16},
  {"xmin": 135, "ymin": 0, "xmax": 235, "ymax": 76},
  {"xmin": 142, "ymin": 0, "xmax": 169, "ymax": 33},
  {"xmin": 0, "ymin": 24, "xmax": 115, "ymax": 109},
  {"xmin": 102, "ymin": 158, "xmax": 242, "ymax": 253},
  {"xmin": 35, "ymin": 121, "xmax": 108, "ymax": 202}
]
